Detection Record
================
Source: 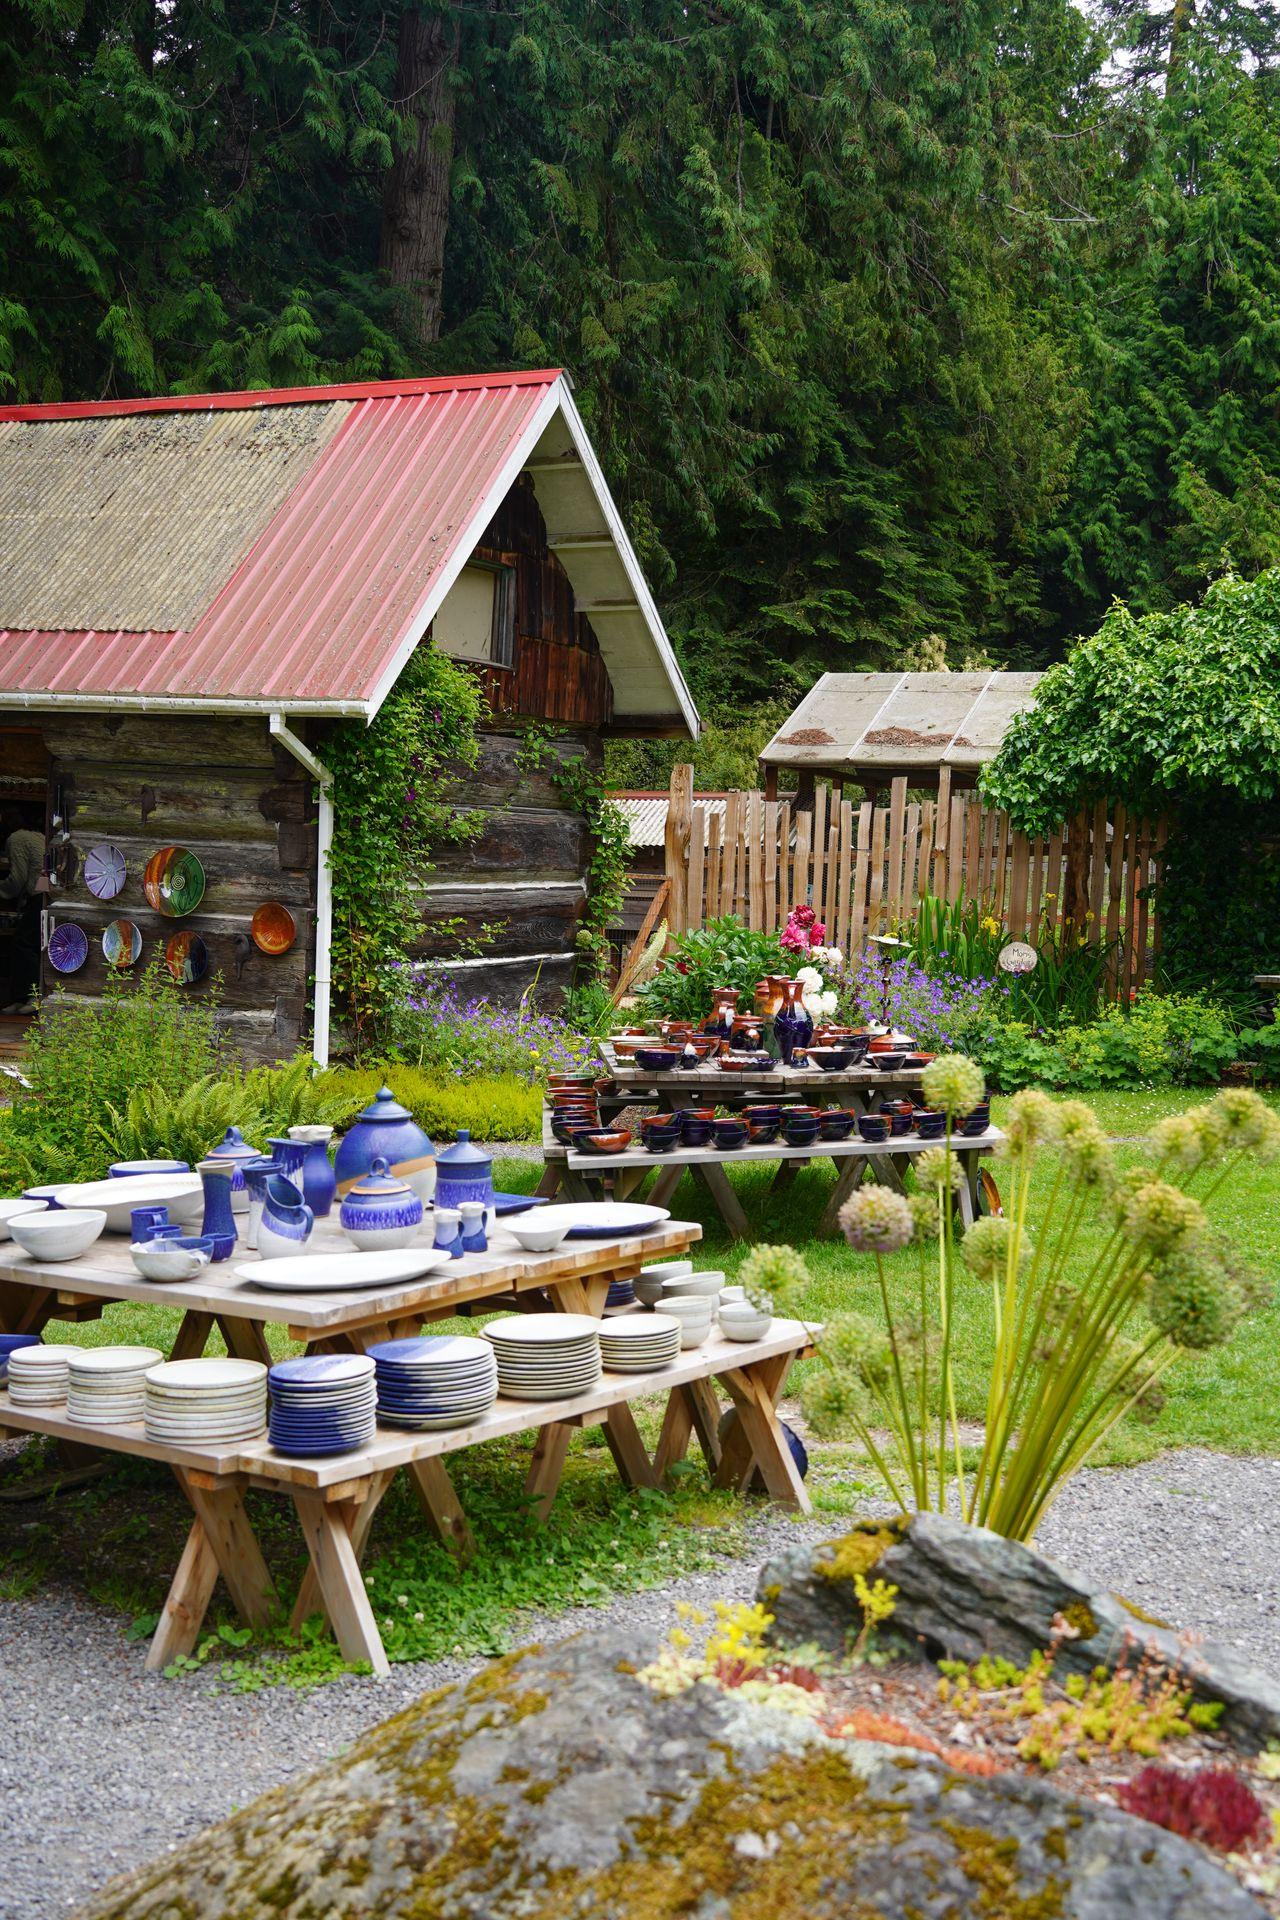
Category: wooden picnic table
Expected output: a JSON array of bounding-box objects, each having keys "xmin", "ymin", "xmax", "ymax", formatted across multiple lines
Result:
[
  {"xmin": 0, "ymin": 1314, "xmax": 814, "ymax": 1678},
  {"xmin": 556, "ymin": 1126, "xmax": 1004, "ymax": 1238},
  {"xmin": 0, "ymin": 1213, "xmax": 704, "ymax": 1363},
  {"xmin": 594, "ymin": 1042, "xmax": 927, "ymax": 1112}
]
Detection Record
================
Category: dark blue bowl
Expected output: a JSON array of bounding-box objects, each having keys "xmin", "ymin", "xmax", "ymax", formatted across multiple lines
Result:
[
  {"xmin": 680, "ymin": 1121, "xmax": 714, "ymax": 1147},
  {"xmin": 782, "ymin": 1121, "xmax": 820, "ymax": 1147},
  {"xmin": 747, "ymin": 1121, "xmax": 780, "ymax": 1146},
  {"xmin": 712, "ymin": 1120, "xmax": 748, "ymax": 1150},
  {"xmin": 635, "ymin": 1048, "xmax": 681, "ymax": 1072}
]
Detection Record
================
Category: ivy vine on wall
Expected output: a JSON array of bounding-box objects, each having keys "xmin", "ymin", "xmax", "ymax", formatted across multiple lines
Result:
[
  {"xmin": 519, "ymin": 726, "xmax": 631, "ymax": 984},
  {"xmin": 324, "ymin": 649, "xmax": 485, "ymax": 1055}
]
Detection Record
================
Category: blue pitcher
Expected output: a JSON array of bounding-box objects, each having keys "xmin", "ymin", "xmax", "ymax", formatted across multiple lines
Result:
[{"xmin": 257, "ymin": 1174, "xmax": 314, "ymax": 1261}]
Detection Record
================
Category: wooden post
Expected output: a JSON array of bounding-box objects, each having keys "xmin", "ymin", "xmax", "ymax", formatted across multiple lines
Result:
[
  {"xmin": 665, "ymin": 764, "xmax": 694, "ymax": 935},
  {"xmin": 762, "ymin": 762, "xmax": 778, "ymax": 804},
  {"xmin": 932, "ymin": 767, "xmax": 952, "ymax": 900}
]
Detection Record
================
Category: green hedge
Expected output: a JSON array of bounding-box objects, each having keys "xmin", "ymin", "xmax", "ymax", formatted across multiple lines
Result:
[{"xmin": 318, "ymin": 1068, "xmax": 542, "ymax": 1143}]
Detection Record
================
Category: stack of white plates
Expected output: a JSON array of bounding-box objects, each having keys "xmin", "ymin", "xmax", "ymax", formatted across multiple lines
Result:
[
  {"xmin": 369, "ymin": 1335, "xmax": 499, "ymax": 1430},
  {"xmin": 6, "ymin": 1344, "xmax": 82, "ymax": 1408},
  {"xmin": 484, "ymin": 1314, "xmax": 602, "ymax": 1401},
  {"xmin": 67, "ymin": 1345, "xmax": 163, "ymax": 1427},
  {"xmin": 599, "ymin": 1314, "xmax": 681, "ymax": 1374},
  {"xmin": 143, "ymin": 1358, "xmax": 268, "ymax": 1444}
]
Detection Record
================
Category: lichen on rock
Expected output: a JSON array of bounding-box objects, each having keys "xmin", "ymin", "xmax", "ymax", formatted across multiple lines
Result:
[{"xmin": 79, "ymin": 1626, "xmax": 1264, "ymax": 1920}]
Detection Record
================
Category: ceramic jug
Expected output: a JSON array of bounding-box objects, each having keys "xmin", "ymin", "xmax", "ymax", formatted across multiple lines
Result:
[
  {"xmin": 241, "ymin": 1155, "xmax": 277, "ymax": 1253},
  {"xmin": 257, "ymin": 1173, "xmax": 314, "ymax": 1260},
  {"xmin": 203, "ymin": 1126, "xmax": 261, "ymax": 1215}
]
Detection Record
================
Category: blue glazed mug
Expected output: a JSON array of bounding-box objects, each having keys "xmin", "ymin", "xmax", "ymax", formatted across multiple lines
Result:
[
  {"xmin": 130, "ymin": 1205, "xmax": 170, "ymax": 1244},
  {"xmin": 459, "ymin": 1200, "xmax": 487, "ymax": 1255}
]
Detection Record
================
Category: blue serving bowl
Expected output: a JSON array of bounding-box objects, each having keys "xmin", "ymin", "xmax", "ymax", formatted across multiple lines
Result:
[
  {"xmin": 856, "ymin": 1114, "xmax": 890, "ymax": 1142},
  {"xmin": 635, "ymin": 1048, "xmax": 681, "ymax": 1072},
  {"xmin": 712, "ymin": 1118, "xmax": 748, "ymax": 1150},
  {"xmin": 817, "ymin": 1109, "xmax": 855, "ymax": 1141},
  {"xmin": 782, "ymin": 1120, "xmax": 821, "ymax": 1147},
  {"xmin": 747, "ymin": 1121, "xmax": 780, "ymax": 1146}
]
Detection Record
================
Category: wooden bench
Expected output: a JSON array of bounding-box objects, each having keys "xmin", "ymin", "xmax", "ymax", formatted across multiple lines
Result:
[{"xmin": 0, "ymin": 1316, "xmax": 813, "ymax": 1679}]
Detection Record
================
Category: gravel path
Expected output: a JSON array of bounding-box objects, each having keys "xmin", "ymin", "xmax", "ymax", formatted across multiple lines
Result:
[{"xmin": 3, "ymin": 1449, "xmax": 1279, "ymax": 1918}]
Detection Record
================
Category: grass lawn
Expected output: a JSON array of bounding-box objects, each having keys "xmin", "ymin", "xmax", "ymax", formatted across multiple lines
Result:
[{"xmin": 6, "ymin": 1086, "xmax": 1276, "ymax": 1680}]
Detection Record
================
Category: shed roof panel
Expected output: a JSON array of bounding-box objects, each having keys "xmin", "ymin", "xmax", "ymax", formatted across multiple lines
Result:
[{"xmin": 760, "ymin": 671, "xmax": 1042, "ymax": 776}]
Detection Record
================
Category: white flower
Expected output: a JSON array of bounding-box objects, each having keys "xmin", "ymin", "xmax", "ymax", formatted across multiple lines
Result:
[
  {"xmin": 796, "ymin": 965, "xmax": 822, "ymax": 989},
  {"xmin": 802, "ymin": 993, "xmax": 821, "ymax": 1017},
  {"xmin": 813, "ymin": 946, "xmax": 843, "ymax": 969},
  {"xmin": 819, "ymin": 990, "xmax": 838, "ymax": 1015}
]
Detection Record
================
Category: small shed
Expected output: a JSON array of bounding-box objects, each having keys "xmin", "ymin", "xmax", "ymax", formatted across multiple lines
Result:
[
  {"xmin": 759, "ymin": 671, "xmax": 1043, "ymax": 799},
  {"xmin": 0, "ymin": 372, "xmax": 698, "ymax": 1060}
]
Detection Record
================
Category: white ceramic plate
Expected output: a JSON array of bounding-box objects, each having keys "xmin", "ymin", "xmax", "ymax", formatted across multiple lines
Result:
[
  {"xmin": 521, "ymin": 1203, "xmax": 671, "ymax": 1241},
  {"xmin": 48, "ymin": 1174, "xmax": 203, "ymax": 1234},
  {"xmin": 146, "ymin": 1358, "xmax": 266, "ymax": 1390},
  {"xmin": 599, "ymin": 1314, "xmax": 680, "ymax": 1341},
  {"xmin": 69, "ymin": 1346, "xmax": 162, "ymax": 1375},
  {"xmin": 234, "ymin": 1251, "xmax": 452, "ymax": 1293},
  {"xmin": 484, "ymin": 1314, "xmax": 602, "ymax": 1345}
]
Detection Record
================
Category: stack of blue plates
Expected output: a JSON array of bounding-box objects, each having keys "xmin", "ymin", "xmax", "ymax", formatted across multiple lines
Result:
[
  {"xmin": 605, "ymin": 1278, "xmax": 636, "ymax": 1309},
  {"xmin": 0, "ymin": 1334, "xmax": 41, "ymax": 1383},
  {"xmin": 267, "ymin": 1354, "xmax": 377, "ymax": 1457},
  {"xmin": 369, "ymin": 1335, "xmax": 498, "ymax": 1431}
]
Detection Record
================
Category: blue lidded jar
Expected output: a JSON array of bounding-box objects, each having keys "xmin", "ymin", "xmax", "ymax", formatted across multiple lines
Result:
[
  {"xmin": 433, "ymin": 1130, "xmax": 494, "ymax": 1232},
  {"xmin": 333, "ymin": 1085, "xmax": 435, "ymax": 1205}
]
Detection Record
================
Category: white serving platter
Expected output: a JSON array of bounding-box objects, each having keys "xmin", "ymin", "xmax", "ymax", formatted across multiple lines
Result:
[
  {"xmin": 47, "ymin": 1174, "xmax": 203, "ymax": 1234},
  {"xmin": 233, "ymin": 1250, "xmax": 452, "ymax": 1293},
  {"xmin": 524, "ymin": 1202, "xmax": 672, "ymax": 1240}
]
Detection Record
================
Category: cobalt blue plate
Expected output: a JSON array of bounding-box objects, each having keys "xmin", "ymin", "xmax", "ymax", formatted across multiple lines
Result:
[{"xmin": 492, "ymin": 1192, "xmax": 548, "ymax": 1216}]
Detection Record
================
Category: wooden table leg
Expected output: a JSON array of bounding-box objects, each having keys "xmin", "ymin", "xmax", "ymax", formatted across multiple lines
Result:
[
  {"xmin": 215, "ymin": 1314, "xmax": 274, "ymax": 1368},
  {"xmin": 547, "ymin": 1272, "xmax": 612, "ymax": 1317},
  {"xmin": 177, "ymin": 1469, "xmax": 279, "ymax": 1627},
  {"xmin": 0, "ymin": 1281, "xmax": 57, "ymax": 1337},
  {"xmin": 818, "ymin": 1153, "xmax": 870, "ymax": 1234},
  {"xmin": 291, "ymin": 1489, "xmax": 391, "ymax": 1678},
  {"xmin": 525, "ymin": 1422, "xmax": 573, "ymax": 1520},
  {"xmin": 647, "ymin": 1163, "xmax": 686, "ymax": 1210},
  {"xmin": 535, "ymin": 1161, "xmax": 565, "ymax": 1199},
  {"xmin": 768, "ymin": 1160, "xmax": 802, "ymax": 1197},
  {"xmin": 146, "ymin": 1516, "xmax": 221, "ymax": 1671},
  {"xmin": 718, "ymin": 1364, "xmax": 811, "ymax": 1511},
  {"xmin": 292, "ymin": 1467, "xmax": 397, "ymax": 1629},
  {"xmin": 601, "ymin": 1401, "xmax": 658, "ymax": 1488},
  {"xmin": 169, "ymin": 1310, "xmax": 216, "ymax": 1362},
  {"xmin": 654, "ymin": 1391, "xmax": 693, "ymax": 1477},
  {"xmin": 716, "ymin": 1353, "xmax": 796, "ymax": 1493},
  {"xmin": 407, "ymin": 1456, "xmax": 476, "ymax": 1562},
  {"xmin": 694, "ymin": 1162, "xmax": 751, "ymax": 1240}
]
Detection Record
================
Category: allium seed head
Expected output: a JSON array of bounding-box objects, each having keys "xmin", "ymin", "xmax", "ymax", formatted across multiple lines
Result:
[
  {"xmin": 839, "ymin": 1186, "xmax": 914, "ymax": 1253},
  {"xmin": 921, "ymin": 1053, "xmax": 985, "ymax": 1117},
  {"xmin": 1121, "ymin": 1180, "xmax": 1205, "ymax": 1254},
  {"xmin": 960, "ymin": 1213, "xmax": 1031, "ymax": 1283},
  {"xmin": 1146, "ymin": 1243, "xmax": 1243, "ymax": 1349},
  {"xmin": 915, "ymin": 1146, "xmax": 964, "ymax": 1194},
  {"xmin": 1004, "ymin": 1088, "xmax": 1060, "ymax": 1155}
]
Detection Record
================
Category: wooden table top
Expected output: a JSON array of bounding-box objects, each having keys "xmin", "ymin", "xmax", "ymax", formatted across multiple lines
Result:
[
  {"xmin": 0, "ymin": 1214, "xmax": 704, "ymax": 1331},
  {"xmin": 0, "ymin": 1317, "xmax": 814, "ymax": 1491},
  {"xmin": 597, "ymin": 1045, "xmax": 925, "ymax": 1096}
]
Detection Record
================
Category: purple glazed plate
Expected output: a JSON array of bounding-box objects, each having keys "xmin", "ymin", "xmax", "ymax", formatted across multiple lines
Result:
[
  {"xmin": 47, "ymin": 921, "xmax": 89, "ymax": 974},
  {"xmin": 84, "ymin": 843, "xmax": 127, "ymax": 902}
]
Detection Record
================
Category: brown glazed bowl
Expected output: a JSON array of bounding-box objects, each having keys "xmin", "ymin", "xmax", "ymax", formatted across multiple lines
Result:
[{"xmin": 577, "ymin": 1129, "xmax": 633, "ymax": 1156}]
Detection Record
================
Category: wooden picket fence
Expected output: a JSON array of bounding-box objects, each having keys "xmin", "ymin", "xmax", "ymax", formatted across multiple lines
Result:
[{"xmin": 662, "ymin": 767, "xmax": 1166, "ymax": 997}]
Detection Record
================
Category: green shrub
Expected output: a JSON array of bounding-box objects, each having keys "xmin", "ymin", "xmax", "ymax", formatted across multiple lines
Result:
[
  {"xmin": 977, "ymin": 992, "xmax": 1239, "ymax": 1092},
  {"xmin": 633, "ymin": 916, "xmax": 787, "ymax": 1024},
  {"xmin": 319, "ymin": 1067, "xmax": 542, "ymax": 1143}
]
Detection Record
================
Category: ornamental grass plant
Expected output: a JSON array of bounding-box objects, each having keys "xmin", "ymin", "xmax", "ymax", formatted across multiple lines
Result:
[{"xmin": 748, "ymin": 1057, "xmax": 1277, "ymax": 1543}]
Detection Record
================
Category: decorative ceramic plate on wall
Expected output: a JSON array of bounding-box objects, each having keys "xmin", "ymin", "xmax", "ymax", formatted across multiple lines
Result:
[
  {"xmin": 47, "ymin": 922, "xmax": 89, "ymax": 975},
  {"xmin": 251, "ymin": 901, "xmax": 296, "ymax": 955},
  {"xmin": 144, "ymin": 846, "xmax": 205, "ymax": 918},
  {"xmin": 83, "ymin": 844, "xmax": 127, "ymax": 901},
  {"xmin": 102, "ymin": 919, "xmax": 142, "ymax": 969},
  {"xmin": 165, "ymin": 930, "xmax": 210, "ymax": 985}
]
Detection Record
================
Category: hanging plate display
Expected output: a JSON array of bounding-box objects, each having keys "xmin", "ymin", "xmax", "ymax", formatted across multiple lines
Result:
[
  {"xmin": 144, "ymin": 846, "xmax": 205, "ymax": 918},
  {"xmin": 47, "ymin": 922, "xmax": 89, "ymax": 975},
  {"xmin": 251, "ymin": 901, "xmax": 296, "ymax": 955},
  {"xmin": 102, "ymin": 919, "xmax": 143, "ymax": 969},
  {"xmin": 83, "ymin": 844, "xmax": 127, "ymax": 902},
  {"xmin": 165, "ymin": 930, "xmax": 210, "ymax": 985}
]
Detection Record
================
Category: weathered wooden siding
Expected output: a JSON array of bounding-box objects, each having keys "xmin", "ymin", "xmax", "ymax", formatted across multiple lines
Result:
[
  {"xmin": 462, "ymin": 474, "xmax": 613, "ymax": 729},
  {"xmin": 413, "ymin": 729, "xmax": 596, "ymax": 1007},
  {"xmin": 32, "ymin": 712, "xmax": 316, "ymax": 1063}
]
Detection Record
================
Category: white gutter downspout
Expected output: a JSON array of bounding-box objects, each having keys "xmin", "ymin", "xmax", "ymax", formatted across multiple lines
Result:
[{"xmin": 269, "ymin": 714, "xmax": 333, "ymax": 1069}]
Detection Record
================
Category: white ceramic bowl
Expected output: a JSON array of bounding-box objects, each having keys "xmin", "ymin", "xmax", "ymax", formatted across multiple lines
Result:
[
  {"xmin": 507, "ymin": 1217, "xmax": 571, "ymax": 1253},
  {"xmin": 9, "ymin": 1208, "xmax": 107, "ymax": 1262},
  {"xmin": 130, "ymin": 1240, "xmax": 213, "ymax": 1283},
  {"xmin": 718, "ymin": 1307, "xmax": 773, "ymax": 1342},
  {"xmin": 661, "ymin": 1269, "xmax": 723, "ymax": 1300},
  {"xmin": 663, "ymin": 1293, "xmax": 716, "ymax": 1320},
  {"xmin": 633, "ymin": 1274, "xmax": 665, "ymax": 1307},
  {"xmin": 720, "ymin": 1284, "xmax": 746, "ymax": 1304},
  {"xmin": 665, "ymin": 1309, "xmax": 712, "ymax": 1349},
  {"xmin": 641, "ymin": 1260, "xmax": 693, "ymax": 1284},
  {"xmin": 0, "ymin": 1197, "xmax": 45, "ymax": 1242}
]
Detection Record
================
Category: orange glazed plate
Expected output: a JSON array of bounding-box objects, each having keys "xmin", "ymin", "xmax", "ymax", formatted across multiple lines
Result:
[{"xmin": 252, "ymin": 902, "xmax": 297, "ymax": 955}]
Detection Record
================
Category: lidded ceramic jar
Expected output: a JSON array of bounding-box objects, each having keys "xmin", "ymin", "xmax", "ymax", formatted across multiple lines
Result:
[
  {"xmin": 203, "ymin": 1126, "xmax": 261, "ymax": 1214},
  {"xmin": 333, "ymin": 1085, "xmax": 435, "ymax": 1204},
  {"xmin": 338, "ymin": 1157, "xmax": 424, "ymax": 1251},
  {"xmin": 433, "ymin": 1130, "xmax": 494, "ymax": 1231}
]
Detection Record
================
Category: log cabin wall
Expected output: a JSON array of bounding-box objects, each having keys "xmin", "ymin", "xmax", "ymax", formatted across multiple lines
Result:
[
  {"xmin": 17, "ymin": 711, "xmax": 316, "ymax": 1065},
  {"xmin": 400, "ymin": 472, "xmax": 613, "ymax": 1008}
]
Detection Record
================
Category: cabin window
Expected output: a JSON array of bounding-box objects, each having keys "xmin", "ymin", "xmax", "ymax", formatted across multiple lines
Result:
[{"xmin": 433, "ymin": 562, "xmax": 517, "ymax": 669}]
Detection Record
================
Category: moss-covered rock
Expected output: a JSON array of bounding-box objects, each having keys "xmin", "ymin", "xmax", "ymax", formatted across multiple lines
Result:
[
  {"xmin": 79, "ymin": 1627, "xmax": 1263, "ymax": 1919},
  {"xmin": 758, "ymin": 1511, "xmax": 1280, "ymax": 1754}
]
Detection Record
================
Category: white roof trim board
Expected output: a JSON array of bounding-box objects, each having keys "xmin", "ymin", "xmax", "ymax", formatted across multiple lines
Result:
[{"xmin": 760, "ymin": 671, "xmax": 1043, "ymax": 774}]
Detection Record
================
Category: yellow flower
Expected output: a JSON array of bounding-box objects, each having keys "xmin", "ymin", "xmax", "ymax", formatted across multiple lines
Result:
[
  {"xmin": 980, "ymin": 915, "xmax": 1000, "ymax": 936},
  {"xmin": 1085, "ymin": 910, "xmax": 1095, "ymax": 922}
]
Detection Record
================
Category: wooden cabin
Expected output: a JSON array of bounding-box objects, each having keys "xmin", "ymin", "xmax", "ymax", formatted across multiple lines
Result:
[{"xmin": 0, "ymin": 372, "xmax": 698, "ymax": 1062}]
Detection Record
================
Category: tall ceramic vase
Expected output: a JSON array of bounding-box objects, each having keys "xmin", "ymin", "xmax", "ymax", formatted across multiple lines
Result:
[
  {"xmin": 195, "ymin": 1158, "xmax": 238, "ymax": 1262},
  {"xmin": 287, "ymin": 1125, "xmax": 337, "ymax": 1218},
  {"xmin": 773, "ymin": 980, "xmax": 813, "ymax": 1065}
]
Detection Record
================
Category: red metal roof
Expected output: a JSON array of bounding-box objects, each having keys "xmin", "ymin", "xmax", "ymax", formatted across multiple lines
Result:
[
  {"xmin": 0, "ymin": 369, "xmax": 561, "ymax": 423},
  {"xmin": 0, "ymin": 373, "xmax": 563, "ymax": 712}
]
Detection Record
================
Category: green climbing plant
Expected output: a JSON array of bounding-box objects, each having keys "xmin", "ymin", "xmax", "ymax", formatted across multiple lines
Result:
[{"xmin": 325, "ymin": 648, "xmax": 486, "ymax": 1056}]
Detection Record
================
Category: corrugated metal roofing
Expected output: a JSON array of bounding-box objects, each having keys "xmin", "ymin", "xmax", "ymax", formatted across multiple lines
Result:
[
  {"xmin": 614, "ymin": 792, "xmax": 729, "ymax": 848},
  {"xmin": 0, "ymin": 371, "xmax": 699, "ymax": 732},
  {"xmin": 760, "ymin": 672, "xmax": 1043, "ymax": 776}
]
